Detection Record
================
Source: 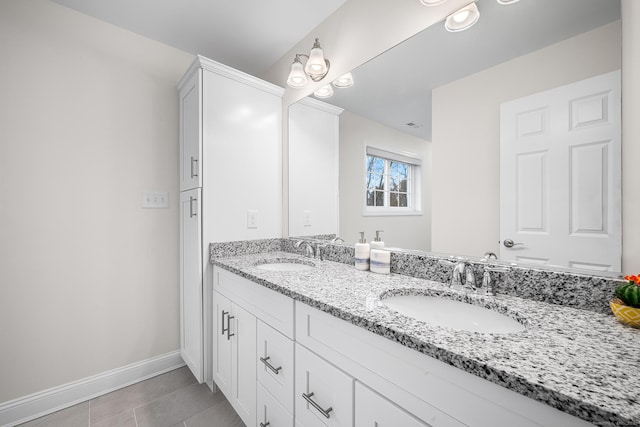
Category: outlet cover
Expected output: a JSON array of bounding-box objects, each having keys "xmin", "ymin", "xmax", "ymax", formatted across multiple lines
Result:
[
  {"xmin": 142, "ymin": 191, "xmax": 169, "ymax": 208},
  {"xmin": 303, "ymin": 210, "xmax": 312, "ymax": 227}
]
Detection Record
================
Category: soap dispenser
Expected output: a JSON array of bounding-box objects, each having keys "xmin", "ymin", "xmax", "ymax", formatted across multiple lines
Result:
[
  {"xmin": 370, "ymin": 230, "xmax": 390, "ymax": 274},
  {"xmin": 370, "ymin": 230, "xmax": 385, "ymax": 250},
  {"xmin": 355, "ymin": 232, "xmax": 370, "ymax": 271}
]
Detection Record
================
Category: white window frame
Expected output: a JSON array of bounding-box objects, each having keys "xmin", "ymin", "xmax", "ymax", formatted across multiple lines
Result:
[{"xmin": 363, "ymin": 146, "xmax": 422, "ymax": 216}]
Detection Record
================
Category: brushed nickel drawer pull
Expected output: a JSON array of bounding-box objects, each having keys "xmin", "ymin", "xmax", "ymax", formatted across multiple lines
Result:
[
  {"xmin": 259, "ymin": 356, "xmax": 282, "ymax": 374},
  {"xmin": 302, "ymin": 392, "xmax": 333, "ymax": 419},
  {"xmin": 226, "ymin": 315, "xmax": 235, "ymax": 340},
  {"xmin": 221, "ymin": 310, "xmax": 229, "ymax": 335},
  {"xmin": 189, "ymin": 196, "xmax": 197, "ymax": 218},
  {"xmin": 190, "ymin": 156, "xmax": 198, "ymax": 178}
]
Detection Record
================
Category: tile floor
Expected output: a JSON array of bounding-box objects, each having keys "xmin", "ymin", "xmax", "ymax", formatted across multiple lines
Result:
[{"xmin": 17, "ymin": 367, "xmax": 244, "ymax": 427}]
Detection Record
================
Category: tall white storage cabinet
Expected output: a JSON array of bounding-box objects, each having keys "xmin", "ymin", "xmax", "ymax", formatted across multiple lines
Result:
[{"xmin": 178, "ymin": 56, "xmax": 283, "ymax": 384}]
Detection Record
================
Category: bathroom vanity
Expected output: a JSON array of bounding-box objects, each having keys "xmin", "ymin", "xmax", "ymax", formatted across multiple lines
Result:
[{"xmin": 210, "ymin": 248, "xmax": 640, "ymax": 427}]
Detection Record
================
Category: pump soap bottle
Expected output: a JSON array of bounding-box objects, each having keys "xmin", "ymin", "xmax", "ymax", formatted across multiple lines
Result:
[
  {"xmin": 370, "ymin": 230, "xmax": 385, "ymax": 250},
  {"xmin": 355, "ymin": 232, "xmax": 370, "ymax": 271},
  {"xmin": 370, "ymin": 230, "xmax": 390, "ymax": 274}
]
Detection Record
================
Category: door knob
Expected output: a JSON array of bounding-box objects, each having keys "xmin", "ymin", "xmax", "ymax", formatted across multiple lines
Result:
[{"xmin": 503, "ymin": 239, "xmax": 524, "ymax": 248}]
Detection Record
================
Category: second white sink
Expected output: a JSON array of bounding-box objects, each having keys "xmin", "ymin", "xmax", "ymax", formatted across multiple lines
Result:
[
  {"xmin": 382, "ymin": 295, "xmax": 526, "ymax": 334},
  {"xmin": 256, "ymin": 261, "xmax": 314, "ymax": 272}
]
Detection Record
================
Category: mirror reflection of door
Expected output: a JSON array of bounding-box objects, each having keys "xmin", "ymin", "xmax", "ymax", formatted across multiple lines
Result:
[{"xmin": 499, "ymin": 70, "xmax": 621, "ymax": 272}]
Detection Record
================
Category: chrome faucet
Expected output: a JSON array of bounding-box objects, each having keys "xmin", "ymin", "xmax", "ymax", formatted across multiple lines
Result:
[
  {"xmin": 440, "ymin": 259, "xmax": 476, "ymax": 292},
  {"xmin": 330, "ymin": 236, "xmax": 344, "ymax": 243},
  {"xmin": 295, "ymin": 240, "xmax": 315, "ymax": 258}
]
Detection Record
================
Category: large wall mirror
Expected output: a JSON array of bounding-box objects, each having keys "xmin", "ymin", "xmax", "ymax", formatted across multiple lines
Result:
[{"xmin": 288, "ymin": 0, "xmax": 623, "ymax": 275}]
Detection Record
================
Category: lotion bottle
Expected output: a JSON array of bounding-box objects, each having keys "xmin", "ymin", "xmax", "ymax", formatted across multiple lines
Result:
[
  {"xmin": 370, "ymin": 230, "xmax": 385, "ymax": 250},
  {"xmin": 355, "ymin": 232, "xmax": 370, "ymax": 271}
]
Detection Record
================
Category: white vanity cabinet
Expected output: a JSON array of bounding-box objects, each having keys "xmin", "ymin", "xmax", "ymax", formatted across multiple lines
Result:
[
  {"xmin": 213, "ymin": 290, "xmax": 257, "ymax": 425},
  {"xmin": 213, "ymin": 266, "xmax": 295, "ymax": 427},
  {"xmin": 295, "ymin": 302, "xmax": 594, "ymax": 427},
  {"xmin": 178, "ymin": 55, "xmax": 283, "ymax": 385},
  {"xmin": 355, "ymin": 382, "xmax": 429, "ymax": 427},
  {"xmin": 295, "ymin": 344, "xmax": 354, "ymax": 427},
  {"xmin": 179, "ymin": 189, "xmax": 203, "ymax": 382}
]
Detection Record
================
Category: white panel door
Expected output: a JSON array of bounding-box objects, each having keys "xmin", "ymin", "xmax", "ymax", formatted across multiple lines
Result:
[
  {"xmin": 179, "ymin": 70, "xmax": 202, "ymax": 191},
  {"xmin": 500, "ymin": 70, "xmax": 621, "ymax": 272},
  {"xmin": 179, "ymin": 189, "xmax": 203, "ymax": 382}
]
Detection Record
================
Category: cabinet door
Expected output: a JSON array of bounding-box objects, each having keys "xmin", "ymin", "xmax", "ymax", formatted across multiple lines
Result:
[
  {"xmin": 179, "ymin": 189, "xmax": 203, "ymax": 382},
  {"xmin": 213, "ymin": 290, "xmax": 232, "ymax": 396},
  {"xmin": 257, "ymin": 320, "xmax": 294, "ymax": 414},
  {"xmin": 257, "ymin": 382, "xmax": 293, "ymax": 427},
  {"xmin": 355, "ymin": 382, "xmax": 429, "ymax": 427},
  {"xmin": 179, "ymin": 69, "xmax": 201, "ymax": 191},
  {"xmin": 230, "ymin": 303, "xmax": 257, "ymax": 427},
  {"xmin": 295, "ymin": 344, "xmax": 353, "ymax": 427}
]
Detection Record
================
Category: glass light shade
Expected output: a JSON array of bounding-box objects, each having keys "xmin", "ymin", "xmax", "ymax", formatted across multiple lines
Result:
[
  {"xmin": 313, "ymin": 85, "xmax": 334, "ymax": 98},
  {"xmin": 287, "ymin": 59, "xmax": 307, "ymax": 88},
  {"xmin": 305, "ymin": 47, "xmax": 328, "ymax": 77},
  {"xmin": 445, "ymin": 3, "xmax": 480, "ymax": 32},
  {"xmin": 420, "ymin": 0, "xmax": 447, "ymax": 5},
  {"xmin": 333, "ymin": 73, "xmax": 354, "ymax": 88},
  {"xmin": 497, "ymin": 0, "xmax": 519, "ymax": 4}
]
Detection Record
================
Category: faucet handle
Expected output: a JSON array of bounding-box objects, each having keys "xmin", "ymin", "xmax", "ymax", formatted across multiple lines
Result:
[{"xmin": 479, "ymin": 265, "xmax": 510, "ymax": 296}]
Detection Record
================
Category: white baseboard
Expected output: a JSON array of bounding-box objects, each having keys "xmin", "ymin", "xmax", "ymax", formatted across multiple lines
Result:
[{"xmin": 0, "ymin": 350, "xmax": 185, "ymax": 427}]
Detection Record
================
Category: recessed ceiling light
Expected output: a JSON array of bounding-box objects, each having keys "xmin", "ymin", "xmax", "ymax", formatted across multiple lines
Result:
[
  {"xmin": 333, "ymin": 73, "xmax": 354, "ymax": 88},
  {"xmin": 445, "ymin": 2, "xmax": 480, "ymax": 32}
]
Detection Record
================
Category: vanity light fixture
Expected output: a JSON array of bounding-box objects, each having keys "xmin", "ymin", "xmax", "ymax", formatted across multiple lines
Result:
[
  {"xmin": 313, "ymin": 84, "xmax": 334, "ymax": 98},
  {"xmin": 496, "ymin": 0, "xmax": 520, "ymax": 4},
  {"xmin": 419, "ymin": 0, "xmax": 448, "ymax": 5},
  {"xmin": 332, "ymin": 72, "xmax": 354, "ymax": 88},
  {"xmin": 445, "ymin": 2, "xmax": 480, "ymax": 32},
  {"xmin": 286, "ymin": 38, "xmax": 330, "ymax": 88}
]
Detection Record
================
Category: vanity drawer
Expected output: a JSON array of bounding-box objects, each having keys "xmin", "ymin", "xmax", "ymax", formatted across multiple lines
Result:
[
  {"xmin": 257, "ymin": 382, "xmax": 293, "ymax": 427},
  {"xmin": 295, "ymin": 343, "xmax": 354, "ymax": 427},
  {"xmin": 355, "ymin": 382, "xmax": 429, "ymax": 427},
  {"xmin": 214, "ymin": 266, "xmax": 294, "ymax": 338},
  {"xmin": 257, "ymin": 320, "xmax": 294, "ymax": 414}
]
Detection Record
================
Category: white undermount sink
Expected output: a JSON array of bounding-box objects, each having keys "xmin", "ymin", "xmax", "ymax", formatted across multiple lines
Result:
[
  {"xmin": 382, "ymin": 295, "xmax": 526, "ymax": 334},
  {"xmin": 255, "ymin": 260, "xmax": 314, "ymax": 272}
]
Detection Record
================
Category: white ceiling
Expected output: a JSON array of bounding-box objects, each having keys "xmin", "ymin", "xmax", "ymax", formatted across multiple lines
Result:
[
  {"xmin": 321, "ymin": 0, "xmax": 621, "ymax": 139},
  {"xmin": 50, "ymin": 0, "xmax": 348, "ymax": 77},
  {"xmin": 50, "ymin": 0, "xmax": 620, "ymax": 140}
]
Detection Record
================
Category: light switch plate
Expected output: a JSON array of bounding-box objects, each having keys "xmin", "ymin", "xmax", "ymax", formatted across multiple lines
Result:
[
  {"xmin": 303, "ymin": 210, "xmax": 312, "ymax": 227},
  {"xmin": 247, "ymin": 210, "xmax": 258, "ymax": 228},
  {"xmin": 142, "ymin": 191, "xmax": 169, "ymax": 208}
]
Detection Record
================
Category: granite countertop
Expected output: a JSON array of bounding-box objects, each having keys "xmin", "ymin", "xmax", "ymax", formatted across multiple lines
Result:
[{"xmin": 212, "ymin": 251, "xmax": 640, "ymax": 426}]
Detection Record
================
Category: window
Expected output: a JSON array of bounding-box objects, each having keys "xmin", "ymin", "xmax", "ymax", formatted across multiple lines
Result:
[{"xmin": 364, "ymin": 146, "xmax": 421, "ymax": 215}]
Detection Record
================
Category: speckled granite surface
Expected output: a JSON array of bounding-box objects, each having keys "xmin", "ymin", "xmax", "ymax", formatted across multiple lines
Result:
[{"xmin": 212, "ymin": 251, "xmax": 640, "ymax": 427}]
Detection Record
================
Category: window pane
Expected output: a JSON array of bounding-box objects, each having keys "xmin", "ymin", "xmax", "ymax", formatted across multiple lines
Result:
[
  {"xmin": 398, "ymin": 163, "xmax": 408, "ymax": 178},
  {"xmin": 375, "ymin": 190, "xmax": 384, "ymax": 206},
  {"xmin": 400, "ymin": 178, "xmax": 408, "ymax": 192},
  {"xmin": 390, "ymin": 193, "xmax": 398, "ymax": 207},
  {"xmin": 366, "ymin": 190, "xmax": 374, "ymax": 206},
  {"xmin": 399, "ymin": 193, "xmax": 408, "ymax": 207},
  {"xmin": 390, "ymin": 177, "xmax": 399, "ymax": 192},
  {"xmin": 390, "ymin": 161, "xmax": 399, "ymax": 176}
]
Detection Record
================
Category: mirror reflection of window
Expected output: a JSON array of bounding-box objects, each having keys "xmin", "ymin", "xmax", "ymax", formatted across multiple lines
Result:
[{"xmin": 365, "ymin": 146, "xmax": 420, "ymax": 214}]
